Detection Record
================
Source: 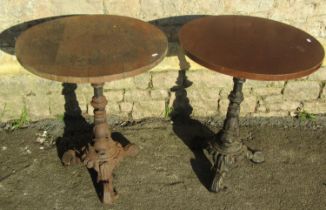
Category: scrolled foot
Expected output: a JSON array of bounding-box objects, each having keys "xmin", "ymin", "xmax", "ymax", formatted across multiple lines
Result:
[
  {"xmin": 210, "ymin": 154, "xmax": 230, "ymax": 192},
  {"xmin": 245, "ymin": 148, "xmax": 265, "ymax": 164},
  {"xmin": 103, "ymin": 182, "xmax": 118, "ymax": 204},
  {"xmin": 62, "ymin": 149, "xmax": 80, "ymax": 166},
  {"xmin": 123, "ymin": 143, "xmax": 139, "ymax": 157}
]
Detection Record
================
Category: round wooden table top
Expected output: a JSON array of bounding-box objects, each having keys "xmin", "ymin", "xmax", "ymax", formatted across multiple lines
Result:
[
  {"xmin": 179, "ymin": 15, "xmax": 325, "ymax": 81},
  {"xmin": 15, "ymin": 15, "xmax": 168, "ymax": 83}
]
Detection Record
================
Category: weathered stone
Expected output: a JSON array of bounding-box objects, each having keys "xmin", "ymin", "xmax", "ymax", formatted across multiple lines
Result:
[
  {"xmin": 107, "ymin": 102, "xmax": 121, "ymax": 115},
  {"xmin": 187, "ymin": 86, "xmax": 219, "ymax": 101},
  {"xmin": 252, "ymin": 111, "xmax": 289, "ymax": 117},
  {"xmin": 186, "ymin": 70, "xmax": 233, "ymax": 89},
  {"xmin": 283, "ymin": 81, "xmax": 320, "ymax": 101},
  {"xmin": 152, "ymin": 71, "xmax": 179, "ymax": 89},
  {"xmin": 0, "ymin": 95, "xmax": 25, "ymax": 121},
  {"xmin": 25, "ymin": 95, "xmax": 50, "ymax": 120},
  {"xmin": 241, "ymin": 96, "xmax": 257, "ymax": 115},
  {"xmin": 151, "ymin": 89, "xmax": 169, "ymax": 100},
  {"xmin": 308, "ymin": 67, "xmax": 326, "ymax": 81},
  {"xmin": 270, "ymin": 0, "xmax": 316, "ymax": 23},
  {"xmin": 132, "ymin": 100, "xmax": 165, "ymax": 119},
  {"xmin": 304, "ymin": 100, "xmax": 326, "ymax": 114},
  {"xmin": 190, "ymin": 100, "xmax": 217, "ymax": 117},
  {"xmin": 268, "ymin": 101, "xmax": 301, "ymax": 112},
  {"xmin": 321, "ymin": 86, "xmax": 326, "ymax": 98},
  {"xmin": 218, "ymin": 99, "xmax": 229, "ymax": 115},
  {"xmin": 133, "ymin": 73, "xmax": 151, "ymax": 90},
  {"xmin": 253, "ymin": 88, "xmax": 282, "ymax": 96},
  {"xmin": 124, "ymin": 89, "xmax": 151, "ymax": 102},
  {"xmin": 105, "ymin": 77, "xmax": 135, "ymax": 90},
  {"xmin": 48, "ymin": 95, "xmax": 65, "ymax": 116},
  {"xmin": 222, "ymin": 0, "xmax": 274, "ymax": 14},
  {"xmin": 256, "ymin": 104, "xmax": 267, "ymax": 113},
  {"xmin": 245, "ymin": 80, "xmax": 285, "ymax": 88},
  {"xmin": 103, "ymin": 90, "xmax": 124, "ymax": 102},
  {"xmin": 104, "ymin": 0, "xmax": 140, "ymax": 17},
  {"xmin": 120, "ymin": 102, "xmax": 133, "ymax": 113},
  {"xmin": 264, "ymin": 95, "xmax": 283, "ymax": 104}
]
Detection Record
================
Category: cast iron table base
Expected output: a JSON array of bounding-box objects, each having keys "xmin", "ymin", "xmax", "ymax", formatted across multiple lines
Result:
[
  {"xmin": 210, "ymin": 78, "xmax": 265, "ymax": 192},
  {"xmin": 62, "ymin": 83, "xmax": 139, "ymax": 204}
]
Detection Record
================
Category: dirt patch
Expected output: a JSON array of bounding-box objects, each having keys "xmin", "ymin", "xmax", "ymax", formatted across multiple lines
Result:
[{"xmin": 0, "ymin": 117, "xmax": 325, "ymax": 210}]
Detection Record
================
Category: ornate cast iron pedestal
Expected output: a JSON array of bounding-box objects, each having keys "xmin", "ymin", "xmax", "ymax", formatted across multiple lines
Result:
[
  {"xmin": 210, "ymin": 78, "xmax": 265, "ymax": 192},
  {"xmin": 63, "ymin": 83, "xmax": 139, "ymax": 204}
]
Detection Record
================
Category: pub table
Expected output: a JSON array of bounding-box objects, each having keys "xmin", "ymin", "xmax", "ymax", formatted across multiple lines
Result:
[
  {"xmin": 15, "ymin": 15, "xmax": 168, "ymax": 204},
  {"xmin": 179, "ymin": 15, "xmax": 324, "ymax": 192}
]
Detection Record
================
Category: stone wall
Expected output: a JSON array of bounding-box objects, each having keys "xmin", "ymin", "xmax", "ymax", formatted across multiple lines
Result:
[{"xmin": 0, "ymin": 0, "xmax": 325, "ymax": 122}]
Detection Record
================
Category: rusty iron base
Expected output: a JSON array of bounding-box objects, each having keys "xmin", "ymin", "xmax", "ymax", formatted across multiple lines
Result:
[
  {"xmin": 61, "ymin": 83, "xmax": 139, "ymax": 204},
  {"xmin": 210, "ymin": 78, "xmax": 264, "ymax": 192}
]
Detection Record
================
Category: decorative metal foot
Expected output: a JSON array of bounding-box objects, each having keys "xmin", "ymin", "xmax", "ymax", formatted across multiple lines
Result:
[
  {"xmin": 210, "ymin": 78, "xmax": 264, "ymax": 192},
  {"xmin": 82, "ymin": 83, "xmax": 139, "ymax": 204},
  {"xmin": 62, "ymin": 149, "xmax": 80, "ymax": 166}
]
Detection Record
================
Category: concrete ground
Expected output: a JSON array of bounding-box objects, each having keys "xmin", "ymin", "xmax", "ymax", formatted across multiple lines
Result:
[{"xmin": 0, "ymin": 117, "xmax": 325, "ymax": 210}]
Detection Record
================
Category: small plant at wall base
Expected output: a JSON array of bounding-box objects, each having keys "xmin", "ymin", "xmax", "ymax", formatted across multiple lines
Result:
[
  {"xmin": 11, "ymin": 105, "xmax": 30, "ymax": 129},
  {"xmin": 295, "ymin": 107, "xmax": 317, "ymax": 121},
  {"xmin": 163, "ymin": 103, "xmax": 174, "ymax": 119}
]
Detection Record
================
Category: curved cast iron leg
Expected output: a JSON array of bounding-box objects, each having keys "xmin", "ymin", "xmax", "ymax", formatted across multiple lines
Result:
[
  {"xmin": 210, "ymin": 78, "xmax": 264, "ymax": 192},
  {"xmin": 83, "ymin": 83, "xmax": 139, "ymax": 204}
]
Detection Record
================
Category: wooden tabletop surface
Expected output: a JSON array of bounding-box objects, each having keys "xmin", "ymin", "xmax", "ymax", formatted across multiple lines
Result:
[
  {"xmin": 15, "ymin": 15, "xmax": 168, "ymax": 83},
  {"xmin": 179, "ymin": 15, "xmax": 325, "ymax": 81}
]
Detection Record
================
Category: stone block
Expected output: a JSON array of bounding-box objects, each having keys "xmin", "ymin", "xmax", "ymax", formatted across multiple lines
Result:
[
  {"xmin": 322, "ymin": 86, "xmax": 326, "ymax": 98},
  {"xmin": 253, "ymin": 88, "xmax": 282, "ymax": 96},
  {"xmin": 0, "ymin": 95, "xmax": 25, "ymax": 121},
  {"xmin": 268, "ymin": 101, "xmax": 301, "ymax": 112},
  {"xmin": 120, "ymin": 102, "xmax": 133, "ymax": 113},
  {"xmin": 308, "ymin": 67, "xmax": 326, "ymax": 81},
  {"xmin": 241, "ymin": 96, "xmax": 257, "ymax": 115},
  {"xmin": 218, "ymin": 99, "xmax": 229, "ymax": 115},
  {"xmin": 223, "ymin": 0, "xmax": 274, "ymax": 14},
  {"xmin": 105, "ymin": 77, "xmax": 135, "ymax": 90},
  {"xmin": 245, "ymin": 80, "xmax": 285, "ymax": 88},
  {"xmin": 190, "ymin": 99, "xmax": 217, "ymax": 117},
  {"xmin": 132, "ymin": 100, "xmax": 165, "ymax": 119},
  {"xmin": 25, "ymin": 95, "xmax": 50, "ymax": 120},
  {"xmin": 48, "ymin": 94, "xmax": 65, "ymax": 116},
  {"xmin": 304, "ymin": 101, "xmax": 326, "ymax": 114},
  {"xmin": 186, "ymin": 70, "xmax": 233, "ymax": 89},
  {"xmin": 151, "ymin": 89, "xmax": 169, "ymax": 100},
  {"xmin": 152, "ymin": 71, "xmax": 179, "ymax": 89},
  {"xmin": 103, "ymin": 90, "xmax": 124, "ymax": 102},
  {"xmin": 124, "ymin": 89, "xmax": 151, "ymax": 102},
  {"xmin": 187, "ymin": 86, "xmax": 219, "ymax": 101},
  {"xmin": 283, "ymin": 81, "xmax": 320, "ymax": 101},
  {"xmin": 104, "ymin": 0, "xmax": 140, "ymax": 17},
  {"xmin": 264, "ymin": 95, "xmax": 283, "ymax": 104},
  {"xmin": 252, "ymin": 111, "xmax": 289, "ymax": 117},
  {"xmin": 133, "ymin": 73, "xmax": 151, "ymax": 89}
]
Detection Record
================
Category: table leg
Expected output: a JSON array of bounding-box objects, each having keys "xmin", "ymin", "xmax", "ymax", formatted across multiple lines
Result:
[
  {"xmin": 210, "ymin": 78, "xmax": 264, "ymax": 192},
  {"xmin": 83, "ymin": 83, "xmax": 139, "ymax": 204}
]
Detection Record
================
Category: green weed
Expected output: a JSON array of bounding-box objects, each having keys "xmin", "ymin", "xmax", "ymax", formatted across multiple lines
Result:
[{"xmin": 11, "ymin": 105, "xmax": 30, "ymax": 129}]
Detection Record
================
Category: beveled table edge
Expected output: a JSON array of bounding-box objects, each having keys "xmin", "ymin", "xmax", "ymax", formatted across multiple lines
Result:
[
  {"xmin": 15, "ymin": 14, "xmax": 169, "ymax": 84},
  {"xmin": 178, "ymin": 15, "xmax": 325, "ymax": 81}
]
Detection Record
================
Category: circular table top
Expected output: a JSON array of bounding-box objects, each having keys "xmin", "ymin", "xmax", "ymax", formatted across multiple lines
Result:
[
  {"xmin": 15, "ymin": 15, "xmax": 168, "ymax": 83},
  {"xmin": 179, "ymin": 15, "xmax": 325, "ymax": 81}
]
